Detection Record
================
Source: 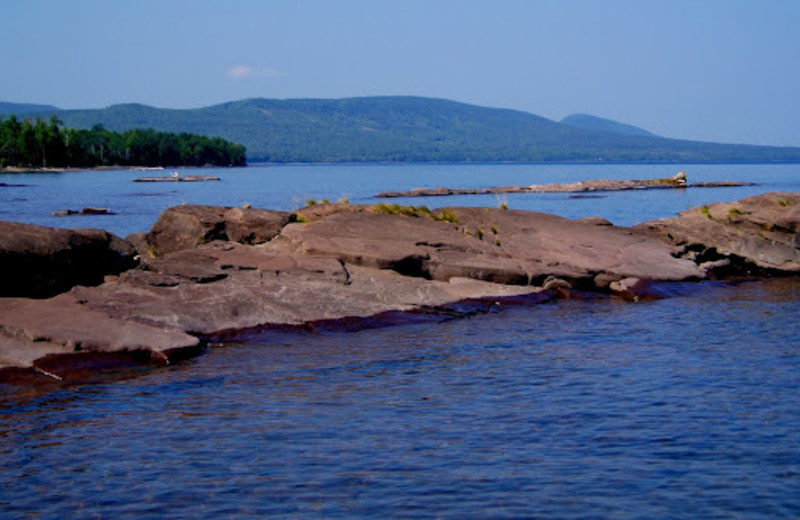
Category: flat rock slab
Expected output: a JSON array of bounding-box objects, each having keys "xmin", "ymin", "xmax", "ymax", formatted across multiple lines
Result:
[
  {"xmin": 2, "ymin": 192, "xmax": 798, "ymax": 383},
  {"xmin": 0, "ymin": 293, "xmax": 200, "ymax": 377},
  {"xmin": 279, "ymin": 207, "xmax": 704, "ymax": 287},
  {"xmin": 72, "ymin": 241, "xmax": 548, "ymax": 336},
  {"xmin": 446, "ymin": 207, "xmax": 704, "ymax": 285}
]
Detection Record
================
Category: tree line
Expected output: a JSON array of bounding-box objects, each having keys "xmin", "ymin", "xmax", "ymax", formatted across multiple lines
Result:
[{"xmin": 0, "ymin": 115, "xmax": 246, "ymax": 169}]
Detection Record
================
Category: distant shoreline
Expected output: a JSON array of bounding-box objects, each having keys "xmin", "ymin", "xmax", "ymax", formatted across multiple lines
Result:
[
  {"xmin": 0, "ymin": 165, "xmax": 246, "ymax": 174},
  {"xmin": 0, "ymin": 165, "xmax": 167, "ymax": 174},
  {"xmin": 3, "ymin": 159, "xmax": 800, "ymax": 174},
  {"xmin": 246, "ymin": 159, "xmax": 800, "ymax": 167}
]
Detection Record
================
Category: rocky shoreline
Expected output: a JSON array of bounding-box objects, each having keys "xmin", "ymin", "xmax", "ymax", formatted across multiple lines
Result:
[
  {"xmin": 1, "ymin": 192, "xmax": 798, "ymax": 385},
  {"xmin": 0, "ymin": 166, "xmax": 168, "ymax": 174}
]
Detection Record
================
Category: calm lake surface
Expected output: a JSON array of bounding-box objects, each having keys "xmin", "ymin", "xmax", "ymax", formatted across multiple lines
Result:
[
  {"xmin": 2, "ymin": 162, "xmax": 800, "ymax": 236},
  {"xmin": 2, "ymin": 163, "xmax": 800, "ymax": 518}
]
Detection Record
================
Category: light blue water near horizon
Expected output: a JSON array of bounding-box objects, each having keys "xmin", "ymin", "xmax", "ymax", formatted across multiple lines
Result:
[
  {"xmin": 2, "ymin": 163, "xmax": 800, "ymax": 518},
  {"xmin": 2, "ymin": 163, "xmax": 800, "ymax": 236}
]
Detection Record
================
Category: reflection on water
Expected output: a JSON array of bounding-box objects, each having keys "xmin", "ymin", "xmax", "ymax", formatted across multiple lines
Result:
[{"xmin": 2, "ymin": 278, "xmax": 799, "ymax": 518}]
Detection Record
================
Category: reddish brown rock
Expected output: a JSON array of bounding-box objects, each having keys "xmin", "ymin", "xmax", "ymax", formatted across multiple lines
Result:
[
  {"xmin": 71, "ymin": 240, "xmax": 545, "ymax": 336},
  {"xmin": 635, "ymin": 192, "xmax": 800, "ymax": 275},
  {"xmin": 278, "ymin": 206, "xmax": 705, "ymax": 288},
  {"xmin": 0, "ymin": 221, "xmax": 136, "ymax": 298},
  {"xmin": 3, "ymin": 193, "xmax": 797, "ymax": 383},
  {"xmin": 0, "ymin": 293, "xmax": 200, "ymax": 380},
  {"xmin": 143, "ymin": 204, "xmax": 294, "ymax": 257},
  {"xmin": 278, "ymin": 211, "xmax": 530, "ymax": 285},
  {"xmin": 436, "ymin": 207, "xmax": 704, "ymax": 286}
]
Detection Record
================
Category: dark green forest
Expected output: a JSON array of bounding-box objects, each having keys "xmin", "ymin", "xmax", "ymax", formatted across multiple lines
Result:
[{"xmin": 0, "ymin": 115, "xmax": 246, "ymax": 169}]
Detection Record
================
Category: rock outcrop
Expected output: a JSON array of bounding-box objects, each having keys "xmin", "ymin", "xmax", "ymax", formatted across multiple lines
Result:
[
  {"xmin": 71, "ymin": 242, "xmax": 548, "ymax": 337},
  {"xmin": 1, "ymin": 193, "xmax": 798, "ymax": 383},
  {"xmin": 0, "ymin": 222, "xmax": 137, "ymax": 298},
  {"xmin": 635, "ymin": 192, "xmax": 800, "ymax": 276},
  {"xmin": 136, "ymin": 204, "xmax": 295, "ymax": 257},
  {"xmin": 278, "ymin": 206, "xmax": 703, "ymax": 288}
]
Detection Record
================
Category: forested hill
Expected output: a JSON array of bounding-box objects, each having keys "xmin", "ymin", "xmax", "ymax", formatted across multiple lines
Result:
[
  {"xmin": 0, "ymin": 115, "xmax": 246, "ymax": 169},
  {"xmin": 0, "ymin": 102, "xmax": 59, "ymax": 116},
  {"xmin": 2, "ymin": 96, "xmax": 800, "ymax": 163},
  {"xmin": 560, "ymin": 114, "xmax": 658, "ymax": 138}
]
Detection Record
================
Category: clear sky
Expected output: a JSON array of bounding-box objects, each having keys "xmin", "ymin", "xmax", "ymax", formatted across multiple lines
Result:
[{"xmin": 3, "ymin": 0, "xmax": 799, "ymax": 146}]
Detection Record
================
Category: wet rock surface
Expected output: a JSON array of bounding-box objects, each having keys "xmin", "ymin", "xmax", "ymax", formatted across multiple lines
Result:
[
  {"xmin": 1, "ymin": 193, "xmax": 798, "ymax": 383},
  {"xmin": 0, "ymin": 293, "xmax": 200, "ymax": 378}
]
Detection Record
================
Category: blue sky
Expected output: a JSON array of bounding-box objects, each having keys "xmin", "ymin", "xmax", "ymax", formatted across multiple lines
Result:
[{"xmin": 3, "ymin": 0, "xmax": 799, "ymax": 146}]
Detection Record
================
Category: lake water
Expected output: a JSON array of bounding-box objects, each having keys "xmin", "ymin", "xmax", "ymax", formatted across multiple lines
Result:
[
  {"xmin": 2, "ymin": 163, "xmax": 800, "ymax": 518},
  {"xmin": 2, "ymin": 163, "xmax": 800, "ymax": 236}
]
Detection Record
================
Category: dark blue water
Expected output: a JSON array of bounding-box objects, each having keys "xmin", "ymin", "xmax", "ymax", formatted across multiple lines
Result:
[{"xmin": 2, "ymin": 164, "xmax": 800, "ymax": 518}]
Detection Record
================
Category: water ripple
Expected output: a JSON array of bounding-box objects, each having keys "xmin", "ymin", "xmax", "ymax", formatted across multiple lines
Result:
[{"xmin": 2, "ymin": 279, "xmax": 800, "ymax": 518}]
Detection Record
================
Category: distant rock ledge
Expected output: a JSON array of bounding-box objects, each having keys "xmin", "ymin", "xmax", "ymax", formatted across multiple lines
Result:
[
  {"xmin": 134, "ymin": 173, "xmax": 221, "ymax": 182},
  {"xmin": 376, "ymin": 172, "xmax": 754, "ymax": 198},
  {"xmin": 52, "ymin": 207, "xmax": 113, "ymax": 216},
  {"xmin": 1, "ymin": 191, "xmax": 798, "ymax": 385}
]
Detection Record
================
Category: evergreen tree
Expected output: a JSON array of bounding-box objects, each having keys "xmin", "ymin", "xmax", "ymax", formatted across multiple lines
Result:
[{"xmin": 0, "ymin": 116, "xmax": 246, "ymax": 169}]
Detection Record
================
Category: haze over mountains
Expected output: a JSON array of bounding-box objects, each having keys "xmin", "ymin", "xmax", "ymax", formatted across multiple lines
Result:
[
  {"xmin": 559, "ymin": 114, "xmax": 658, "ymax": 138},
  {"xmin": 2, "ymin": 96, "xmax": 799, "ymax": 164}
]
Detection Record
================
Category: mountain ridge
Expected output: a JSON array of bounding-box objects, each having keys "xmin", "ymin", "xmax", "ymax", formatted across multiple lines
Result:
[
  {"xmin": 2, "ymin": 96, "xmax": 799, "ymax": 163},
  {"xmin": 560, "ymin": 113, "xmax": 658, "ymax": 138},
  {"xmin": 0, "ymin": 101, "xmax": 60, "ymax": 115}
]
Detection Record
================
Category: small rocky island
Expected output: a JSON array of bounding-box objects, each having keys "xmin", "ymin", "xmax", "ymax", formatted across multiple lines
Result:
[
  {"xmin": 51, "ymin": 207, "xmax": 113, "ymax": 216},
  {"xmin": 376, "ymin": 172, "xmax": 754, "ymax": 198},
  {"xmin": 1, "ymin": 192, "xmax": 798, "ymax": 384},
  {"xmin": 134, "ymin": 172, "xmax": 221, "ymax": 182}
]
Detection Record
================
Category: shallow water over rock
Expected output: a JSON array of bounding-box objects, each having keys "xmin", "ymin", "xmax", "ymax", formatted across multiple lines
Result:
[{"xmin": 2, "ymin": 278, "xmax": 799, "ymax": 518}]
